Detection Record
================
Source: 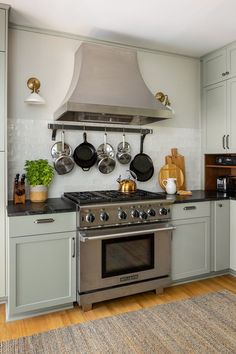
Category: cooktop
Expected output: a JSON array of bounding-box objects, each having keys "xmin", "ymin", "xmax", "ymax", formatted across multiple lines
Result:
[{"xmin": 64, "ymin": 189, "xmax": 166, "ymax": 205}]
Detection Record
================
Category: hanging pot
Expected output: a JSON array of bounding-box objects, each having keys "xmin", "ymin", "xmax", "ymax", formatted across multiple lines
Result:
[
  {"xmin": 116, "ymin": 133, "xmax": 132, "ymax": 164},
  {"xmin": 52, "ymin": 131, "xmax": 75, "ymax": 175},
  {"xmin": 73, "ymin": 132, "xmax": 97, "ymax": 171},
  {"xmin": 130, "ymin": 134, "xmax": 154, "ymax": 182},
  {"xmin": 97, "ymin": 133, "xmax": 116, "ymax": 174}
]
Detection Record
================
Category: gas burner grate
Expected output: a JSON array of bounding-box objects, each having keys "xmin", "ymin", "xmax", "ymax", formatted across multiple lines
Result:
[{"xmin": 64, "ymin": 189, "xmax": 166, "ymax": 205}]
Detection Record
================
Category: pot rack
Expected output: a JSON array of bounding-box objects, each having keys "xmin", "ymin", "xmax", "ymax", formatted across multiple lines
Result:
[{"xmin": 48, "ymin": 123, "xmax": 153, "ymax": 141}]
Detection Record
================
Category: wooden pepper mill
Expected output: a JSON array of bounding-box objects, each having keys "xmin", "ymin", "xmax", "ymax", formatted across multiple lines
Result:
[{"xmin": 13, "ymin": 173, "xmax": 26, "ymax": 204}]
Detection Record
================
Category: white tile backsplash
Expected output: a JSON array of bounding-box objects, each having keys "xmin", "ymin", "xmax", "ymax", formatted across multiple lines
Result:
[{"xmin": 8, "ymin": 118, "xmax": 201, "ymax": 200}]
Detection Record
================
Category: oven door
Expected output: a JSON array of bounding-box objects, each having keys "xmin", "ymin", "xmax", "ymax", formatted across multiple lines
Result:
[{"xmin": 78, "ymin": 223, "xmax": 175, "ymax": 293}]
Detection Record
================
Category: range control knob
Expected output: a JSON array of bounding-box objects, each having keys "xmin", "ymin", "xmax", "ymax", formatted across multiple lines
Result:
[
  {"xmin": 148, "ymin": 208, "xmax": 156, "ymax": 217},
  {"xmin": 140, "ymin": 211, "xmax": 148, "ymax": 220},
  {"xmin": 159, "ymin": 208, "xmax": 168, "ymax": 216},
  {"xmin": 86, "ymin": 213, "xmax": 95, "ymax": 223},
  {"xmin": 118, "ymin": 210, "xmax": 127, "ymax": 220},
  {"xmin": 131, "ymin": 209, "xmax": 140, "ymax": 218},
  {"xmin": 100, "ymin": 212, "xmax": 109, "ymax": 222}
]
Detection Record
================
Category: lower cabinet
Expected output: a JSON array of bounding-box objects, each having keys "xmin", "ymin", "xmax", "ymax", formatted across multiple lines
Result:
[
  {"xmin": 171, "ymin": 202, "xmax": 210, "ymax": 281},
  {"xmin": 8, "ymin": 231, "xmax": 76, "ymax": 319},
  {"xmin": 211, "ymin": 200, "xmax": 230, "ymax": 271},
  {"xmin": 230, "ymin": 200, "xmax": 236, "ymax": 272}
]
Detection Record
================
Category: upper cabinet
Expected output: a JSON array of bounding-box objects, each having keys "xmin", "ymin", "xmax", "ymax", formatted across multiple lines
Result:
[
  {"xmin": 202, "ymin": 49, "xmax": 227, "ymax": 87},
  {"xmin": 0, "ymin": 9, "xmax": 6, "ymax": 52},
  {"xmin": 202, "ymin": 77, "xmax": 236, "ymax": 153},
  {"xmin": 202, "ymin": 41, "xmax": 236, "ymax": 153},
  {"xmin": 202, "ymin": 43, "xmax": 236, "ymax": 87}
]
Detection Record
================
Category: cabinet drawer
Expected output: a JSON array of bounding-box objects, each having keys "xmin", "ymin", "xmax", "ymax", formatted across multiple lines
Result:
[
  {"xmin": 9, "ymin": 212, "xmax": 76, "ymax": 237},
  {"xmin": 172, "ymin": 202, "xmax": 210, "ymax": 220}
]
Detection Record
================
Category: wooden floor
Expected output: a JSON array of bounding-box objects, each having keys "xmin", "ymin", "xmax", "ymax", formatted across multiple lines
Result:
[{"xmin": 0, "ymin": 274, "xmax": 236, "ymax": 342}]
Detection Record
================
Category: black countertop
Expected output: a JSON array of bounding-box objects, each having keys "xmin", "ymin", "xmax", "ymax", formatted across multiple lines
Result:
[
  {"xmin": 172, "ymin": 190, "xmax": 233, "ymax": 204},
  {"xmin": 7, "ymin": 190, "xmax": 236, "ymax": 217},
  {"xmin": 7, "ymin": 198, "xmax": 76, "ymax": 217}
]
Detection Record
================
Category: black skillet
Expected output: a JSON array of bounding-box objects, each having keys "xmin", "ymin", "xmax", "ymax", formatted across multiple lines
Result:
[
  {"xmin": 130, "ymin": 134, "xmax": 154, "ymax": 182},
  {"xmin": 73, "ymin": 132, "xmax": 97, "ymax": 171}
]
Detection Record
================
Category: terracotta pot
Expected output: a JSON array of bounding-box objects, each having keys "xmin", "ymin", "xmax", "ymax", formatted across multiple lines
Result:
[{"xmin": 30, "ymin": 185, "xmax": 48, "ymax": 203}]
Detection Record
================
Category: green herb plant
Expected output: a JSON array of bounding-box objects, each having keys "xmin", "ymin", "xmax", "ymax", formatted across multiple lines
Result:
[{"xmin": 24, "ymin": 159, "xmax": 54, "ymax": 187}]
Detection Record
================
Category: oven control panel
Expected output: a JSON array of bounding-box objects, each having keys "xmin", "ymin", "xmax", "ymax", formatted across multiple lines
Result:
[{"xmin": 78, "ymin": 201, "xmax": 172, "ymax": 229}]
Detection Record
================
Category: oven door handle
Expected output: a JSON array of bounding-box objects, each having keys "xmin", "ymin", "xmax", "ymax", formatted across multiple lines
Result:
[{"xmin": 79, "ymin": 225, "xmax": 176, "ymax": 242}]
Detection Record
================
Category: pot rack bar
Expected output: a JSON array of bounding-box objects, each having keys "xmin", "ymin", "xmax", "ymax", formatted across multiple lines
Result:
[{"xmin": 48, "ymin": 123, "xmax": 153, "ymax": 141}]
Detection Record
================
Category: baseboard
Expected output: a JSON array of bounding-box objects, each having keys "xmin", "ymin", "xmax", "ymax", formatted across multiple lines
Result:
[
  {"xmin": 171, "ymin": 269, "xmax": 230, "ymax": 286},
  {"xmin": 229, "ymin": 269, "xmax": 236, "ymax": 277},
  {"xmin": 0, "ymin": 296, "xmax": 7, "ymax": 304},
  {"xmin": 6, "ymin": 303, "xmax": 74, "ymax": 322}
]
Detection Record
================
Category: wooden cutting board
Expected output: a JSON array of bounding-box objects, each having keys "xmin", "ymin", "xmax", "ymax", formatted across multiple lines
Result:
[
  {"xmin": 165, "ymin": 148, "xmax": 186, "ymax": 190},
  {"xmin": 158, "ymin": 163, "xmax": 184, "ymax": 191}
]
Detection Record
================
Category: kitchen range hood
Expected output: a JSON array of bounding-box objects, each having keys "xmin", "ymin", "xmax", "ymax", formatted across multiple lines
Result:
[{"xmin": 54, "ymin": 43, "xmax": 173, "ymax": 125}]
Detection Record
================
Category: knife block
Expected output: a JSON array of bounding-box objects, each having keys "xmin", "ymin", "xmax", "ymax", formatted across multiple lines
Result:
[{"xmin": 13, "ymin": 182, "xmax": 26, "ymax": 204}]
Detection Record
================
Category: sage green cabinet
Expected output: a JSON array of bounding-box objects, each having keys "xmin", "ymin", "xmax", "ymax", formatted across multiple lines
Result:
[
  {"xmin": 0, "ymin": 52, "xmax": 5, "ymax": 152},
  {"xmin": 202, "ymin": 43, "xmax": 236, "ymax": 87},
  {"xmin": 0, "ymin": 9, "xmax": 6, "ymax": 52},
  {"xmin": 0, "ymin": 152, "xmax": 5, "ymax": 298},
  {"xmin": 202, "ymin": 49, "xmax": 226, "ymax": 87},
  {"xmin": 202, "ymin": 82, "xmax": 227, "ymax": 153},
  {"xmin": 230, "ymin": 200, "xmax": 236, "ymax": 272},
  {"xmin": 172, "ymin": 202, "xmax": 210, "ymax": 281},
  {"xmin": 7, "ymin": 213, "xmax": 76, "ymax": 319},
  {"xmin": 202, "ymin": 77, "xmax": 236, "ymax": 153},
  {"xmin": 211, "ymin": 200, "xmax": 230, "ymax": 271},
  {"xmin": 0, "ymin": 5, "xmax": 8, "ymax": 300}
]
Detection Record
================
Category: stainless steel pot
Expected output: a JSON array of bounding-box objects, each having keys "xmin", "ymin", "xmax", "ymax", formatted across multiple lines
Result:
[
  {"xmin": 51, "ymin": 131, "xmax": 75, "ymax": 175},
  {"xmin": 97, "ymin": 133, "xmax": 116, "ymax": 174},
  {"xmin": 116, "ymin": 133, "xmax": 131, "ymax": 164}
]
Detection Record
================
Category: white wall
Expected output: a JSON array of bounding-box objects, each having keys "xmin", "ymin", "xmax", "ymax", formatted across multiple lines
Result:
[{"xmin": 8, "ymin": 29, "xmax": 201, "ymax": 199}]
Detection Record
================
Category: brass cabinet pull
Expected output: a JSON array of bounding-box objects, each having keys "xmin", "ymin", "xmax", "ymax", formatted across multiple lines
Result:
[
  {"xmin": 222, "ymin": 72, "xmax": 226, "ymax": 77},
  {"xmin": 34, "ymin": 218, "xmax": 55, "ymax": 224},
  {"xmin": 183, "ymin": 206, "xmax": 196, "ymax": 210},
  {"xmin": 226, "ymin": 71, "xmax": 230, "ymax": 75},
  {"xmin": 218, "ymin": 203, "xmax": 223, "ymax": 208}
]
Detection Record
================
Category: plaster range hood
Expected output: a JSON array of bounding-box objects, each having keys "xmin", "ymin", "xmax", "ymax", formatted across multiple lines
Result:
[{"xmin": 54, "ymin": 42, "xmax": 173, "ymax": 125}]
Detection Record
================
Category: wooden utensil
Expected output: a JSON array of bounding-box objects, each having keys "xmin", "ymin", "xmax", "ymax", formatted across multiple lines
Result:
[
  {"xmin": 165, "ymin": 148, "xmax": 186, "ymax": 190},
  {"xmin": 159, "ymin": 163, "xmax": 184, "ymax": 191}
]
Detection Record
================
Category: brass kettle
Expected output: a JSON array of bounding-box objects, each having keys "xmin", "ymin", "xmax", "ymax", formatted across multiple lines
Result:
[{"xmin": 117, "ymin": 170, "xmax": 137, "ymax": 193}]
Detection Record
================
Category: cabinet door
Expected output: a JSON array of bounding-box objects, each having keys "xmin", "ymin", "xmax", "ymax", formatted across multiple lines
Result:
[
  {"xmin": 230, "ymin": 200, "xmax": 236, "ymax": 271},
  {"xmin": 8, "ymin": 232, "xmax": 76, "ymax": 317},
  {"xmin": 227, "ymin": 77, "xmax": 236, "ymax": 152},
  {"xmin": 202, "ymin": 49, "xmax": 226, "ymax": 87},
  {"xmin": 0, "ymin": 9, "xmax": 6, "ymax": 52},
  {"xmin": 227, "ymin": 43, "xmax": 236, "ymax": 79},
  {"xmin": 0, "ymin": 152, "xmax": 5, "ymax": 298},
  {"xmin": 0, "ymin": 52, "xmax": 5, "ymax": 151},
  {"xmin": 172, "ymin": 218, "xmax": 210, "ymax": 280},
  {"xmin": 212, "ymin": 200, "xmax": 230, "ymax": 271},
  {"xmin": 203, "ymin": 82, "xmax": 227, "ymax": 153}
]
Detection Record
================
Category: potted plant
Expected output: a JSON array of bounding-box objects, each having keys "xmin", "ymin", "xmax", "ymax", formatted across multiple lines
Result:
[{"xmin": 24, "ymin": 159, "xmax": 54, "ymax": 202}]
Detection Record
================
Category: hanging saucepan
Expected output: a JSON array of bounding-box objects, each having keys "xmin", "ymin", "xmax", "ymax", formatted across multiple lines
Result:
[
  {"xmin": 51, "ymin": 131, "xmax": 75, "ymax": 175},
  {"xmin": 97, "ymin": 132, "xmax": 116, "ymax": 174},
  {"xmin": 73, "ymin": 132, "xmax": 97, "ymax": 171},
  {"xmin": 116, "ymin": 133, "xmax": 132, "ymax": 164},
  {"xmin": 130, "ymin": 134, "xmax": 154, "ymax": 182}
]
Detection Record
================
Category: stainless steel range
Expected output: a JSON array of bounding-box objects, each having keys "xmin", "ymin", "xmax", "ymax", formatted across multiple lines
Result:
[{"xmin": 64, "ymin": 189, "xmax": 175, "ymax": 311}]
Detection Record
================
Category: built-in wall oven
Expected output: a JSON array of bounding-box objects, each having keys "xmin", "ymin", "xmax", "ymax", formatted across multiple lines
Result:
[{"xmin": 64, "ymin": 190, "xmax": 175, "ymax": 311}]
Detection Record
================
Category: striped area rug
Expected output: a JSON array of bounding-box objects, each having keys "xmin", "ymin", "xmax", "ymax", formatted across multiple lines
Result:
[{"xmin": 0, "ymin": 290, "xmax": 236, "ymax": 354}]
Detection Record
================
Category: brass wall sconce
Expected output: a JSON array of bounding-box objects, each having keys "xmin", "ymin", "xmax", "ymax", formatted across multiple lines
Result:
[
  {"xmin": 24, "ymin": 77, "xmax": 45, "ymax": 104},
  {"xmin": 155, "ymin": 92, "xmax": 174, "ymax": 113}
]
